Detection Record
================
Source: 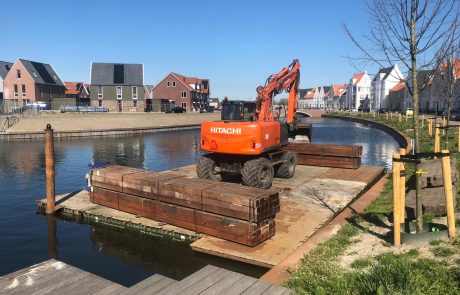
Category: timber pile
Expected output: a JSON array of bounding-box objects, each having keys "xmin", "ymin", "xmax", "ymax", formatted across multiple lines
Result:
[
  {"xmin": 89, "ymin": 165, "xmax": 279, "ymax": 246},
  {"xmin": 283, "ymin": 142, "xmax": 363, "ymax": 169}
]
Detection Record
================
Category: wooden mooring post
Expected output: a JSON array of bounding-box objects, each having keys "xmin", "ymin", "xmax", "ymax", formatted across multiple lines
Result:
[
  {"xmin": 429, "ymin": 118, "xmax": 433, "ymax": 137},
  {"xmin": 45, "ymin": 124, "xmax": 55, "ymax": 214},
  {"xmin": 441, "ymin": 150, "xmax": 456, "ymax": 239},
  {"xmin": 392, "ymin": 153, "xmax": 401, "ymax": 246}
]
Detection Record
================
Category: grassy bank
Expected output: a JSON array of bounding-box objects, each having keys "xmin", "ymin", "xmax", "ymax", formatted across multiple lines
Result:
[{"xmin": 286, "ymin": 112, "xmax": 460, "ymax": 295}]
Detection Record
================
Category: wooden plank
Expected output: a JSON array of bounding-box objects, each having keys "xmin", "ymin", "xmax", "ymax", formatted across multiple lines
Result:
[
  {"xmin": 122, "ymin": 172, "xmax": 184, "ymax": 200},
  {"xmin": 154, "ymin": 265, "xmax": 219, "ymax": 295},
  {"xmin": 92, "ymin": 187, "xmax": 119, "ymax": 209},
  {"xmin": 45, "ymin": 271, "xmax": 111, "ymax": 295},
  {"xmin": 91, "ymin": 165, "xmax": 143, "ymax": 191},
  {"xmin": 199, "ymin": 272, "xmax": 245, "ymax": 295},
  {"xmin": 122, "ymin": 274, "xmax": 165, "ymax": 295},
  {"xmin": 296, "ymin": 155, "xmax": 361, "ymax": 169},
  {"xmin": 283, "ymin": 143, "xmax": 363, "ymax": 157},
  {"xmin": 174, "ymin": 268, "xmax": 231, "ymax": 295},
  {"xmin": 91, "ymin": 283, "xmax": 127, "ymax": 295},
  {"xmin": 240, "ymin": 279, "xmax": 272, "ymax": 295},
  {"xmin": 156, "ymin": 202, "xmax": 197, "ymax": 231},
  {"xmin": 134, "ymin": 276, "xmax": 176, "ymax": 294},
  {"xmin": 218, "ymin": 275, "xmax": 258, "ymax": 295},
  {"xmin": 118, "ymin": 193, "xmax": 156, "ymax": 219},
  {"xmin": 262, "ymin": 285, "xmax": 293, "ymax": 295}
]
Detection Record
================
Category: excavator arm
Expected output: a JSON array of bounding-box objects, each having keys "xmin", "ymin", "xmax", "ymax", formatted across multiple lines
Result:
[{"xmin": 255, "ymin": 59, "xmax": 300, "ymax": 124}]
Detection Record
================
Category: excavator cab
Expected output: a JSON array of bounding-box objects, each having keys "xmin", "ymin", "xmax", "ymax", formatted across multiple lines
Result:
[{"xmin": 221, "ymin": 100, "xmax": 256, "ymax": 121}]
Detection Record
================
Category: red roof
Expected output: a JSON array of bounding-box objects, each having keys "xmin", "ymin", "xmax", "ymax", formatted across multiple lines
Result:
[
  {"xmin": 65, "ymin": 82, "xmax": 83, "ymax": 95},
  {"xmin": 171, "ymin": 72, "xmax": 209, "ymax": 94},
  {"xmin": 390, "ymin": 81, "xmax": 406, "ymax": 92},
  {"xmin": 305, "ymin": 88, "xmax": 316, "ymax": 99},
  {"xmin": 352, "ymin": 73, "xmax": 364, "ymax": 85},
  {"xmin": 439, "ymin": 58, "xmax": 460, "ymax": 78},
  {"xmin": 332, "ymin": 84, "xmax": 347, "ymax": 96}
]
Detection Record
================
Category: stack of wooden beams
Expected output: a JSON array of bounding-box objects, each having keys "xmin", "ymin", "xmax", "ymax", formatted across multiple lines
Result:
[
  {"xmin": 283, "ymin": 142, "xmax": 363, "ymax": 169},
  {"xmin": 89, "ymin": 165, "xmax": 279, "ymax": 246}
]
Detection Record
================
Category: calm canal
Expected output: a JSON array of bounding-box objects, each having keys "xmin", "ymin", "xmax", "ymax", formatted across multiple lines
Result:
[{"xmin": 0, "ymin": 118, "xmax": 400, "ymax": 286}]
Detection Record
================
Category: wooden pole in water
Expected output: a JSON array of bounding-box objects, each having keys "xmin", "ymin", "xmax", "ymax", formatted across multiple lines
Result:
[
  {"xmin": 392, "ymin": 153, "xmax": 401, "ymax": 246},
  {"xmin": 45, "ymin": 124, "xmax": 55, "ymax": 214},
  {"xmin": 441, "ymin": 150, "xmax": 456, "ymax": 239},
  {"xmin": 399, "ymin": 148, "xmax": 406, "ymax": 224},
  {"xmin": 429, "ymin": 118, "xmax": 433, "ymax": 137}
]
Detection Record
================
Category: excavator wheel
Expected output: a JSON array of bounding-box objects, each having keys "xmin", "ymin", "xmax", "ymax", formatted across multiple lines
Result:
[
  {"xmin": 241, "ymin": 158, "xmax": 274, "ymax": 189},
  {"xmin": 275, "ymin": 151, "xmax": 297, "ymax": 178},
  {"xmin": 196, "ymin": 155, "xmax": 222, "ymax": 181}
]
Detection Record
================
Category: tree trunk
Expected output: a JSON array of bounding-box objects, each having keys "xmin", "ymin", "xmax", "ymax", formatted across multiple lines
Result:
[
  {"xmin": 410, "ymin": 0, "xmax": 424, "ymax": 232},
  {"xmin": 446, "ymin": 103, "xmax": 451, "ymax": 150}
]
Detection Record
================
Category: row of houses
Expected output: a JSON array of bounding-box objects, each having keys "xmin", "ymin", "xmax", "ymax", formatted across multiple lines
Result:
[
  {"xmin": 0, "ymin": 59, "xmax": 212, "ymax": 112},
  {"xmin": 299, "ymin": 62, "xmax": 460, "ymax": 113}
]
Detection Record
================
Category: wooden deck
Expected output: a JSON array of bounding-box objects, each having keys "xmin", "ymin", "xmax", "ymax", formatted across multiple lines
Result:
[
  {"xmin": 37, "ymin": 164, "xmax": 384, "ymax": 268},
  {"xmin": 0, "ymin": 260, "xmax": 292, "ymax": 294}
]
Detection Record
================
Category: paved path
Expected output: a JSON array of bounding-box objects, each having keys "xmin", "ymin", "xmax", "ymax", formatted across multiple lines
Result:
[{"xmin": 0, "ymin": 260, "xmax": 292, "ymax": 294}]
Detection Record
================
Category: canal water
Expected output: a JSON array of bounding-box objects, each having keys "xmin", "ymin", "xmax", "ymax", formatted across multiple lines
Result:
[{"xmin": 0, "ymin": 118, "xmax": 400, "ymax": 286}]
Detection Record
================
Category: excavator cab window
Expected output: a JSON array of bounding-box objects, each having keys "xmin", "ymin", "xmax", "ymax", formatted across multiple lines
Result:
[{"xmin": 221, "ymin": 101, "xmax": 256, "ymax": 121}]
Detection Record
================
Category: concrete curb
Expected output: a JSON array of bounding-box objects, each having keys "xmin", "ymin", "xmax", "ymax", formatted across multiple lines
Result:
[{"xmin": 0, "ymin": 124, "xmax": 201, "ymax": 140}]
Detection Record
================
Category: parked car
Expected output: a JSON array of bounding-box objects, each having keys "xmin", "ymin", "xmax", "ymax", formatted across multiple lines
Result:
[
  {"xmin": 166, "ymin": 107, "xmax": 187, "ymax": 113},
  {"xmin": 200, "ymin": 106, "xmax": 215, "ymax": 113}
]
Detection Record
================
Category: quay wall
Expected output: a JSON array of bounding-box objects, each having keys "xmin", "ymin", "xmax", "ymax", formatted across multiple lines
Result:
[{"xmin": 0, "ymin": 124, "xmax": 200, "ymax": 140}]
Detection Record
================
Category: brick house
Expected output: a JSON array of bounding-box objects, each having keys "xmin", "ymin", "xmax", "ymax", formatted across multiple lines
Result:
[
  {"xmin": 3, "ymin": 59, "xmax": 66, "ymax": 105},
  {"xmin": 65, "ymin": 82, "xmax": 90, "ymax": 105},
  {"xmin": 90, "ymin": 62, "xmax": 144, "ymax": 112},
  {"xmin": 152, "ymin": 72, "xmax": 210, "ymax": 112},
  {"xmin": 0, "ymin": 61, "xmax": 13, "ymax": 100}
]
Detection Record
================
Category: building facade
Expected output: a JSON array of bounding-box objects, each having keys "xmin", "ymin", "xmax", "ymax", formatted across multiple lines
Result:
[
  {"xmin": 152, "ymin": 72, "xmax": 210, "ymax": 112},
  {"xmin": 345, "ymin": 72, "xmax": 371, "ymax": 110},
  {"xmin": 0, "ymin": 61, "xmax": 13, "ymax": 100},
  {"xmin": 371, "ymin": 65, "xmax": 404, "ymax": 110},
  {"xmin": 387, "ymin": 81, "xmax": 406, "ymax": 111},
  {"xmin": 3, "ymin": 59, "xmax": 66, "ymax": 105},
  {"xmin": 90, "ymin": 63, "xmax": 145, "ymax": 112}
]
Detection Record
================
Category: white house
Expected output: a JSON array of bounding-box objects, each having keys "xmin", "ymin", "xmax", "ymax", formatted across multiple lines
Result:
[
  {"xmin": 345, "ymin": 72, "xmax": 372, "ymax": 110},
  {"xmin": 0, "ymin": 61, "xmax": 13, "ymax": 100},
  {"xmin": 313, "ymin": 86, "xmax": 325, "ymax": 109},
  {"xmin": 371, "ymin": 64, "xmax": 404, "ymax": 110}
]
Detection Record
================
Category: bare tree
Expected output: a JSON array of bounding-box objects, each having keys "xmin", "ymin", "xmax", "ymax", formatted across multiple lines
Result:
[
  {"xmin": 434, "ymin": 45, "xmax": 460, "ymax": 149},
  {"xmin": 344, "ymin": 0, "xmax": 459, "ymax": 232}
]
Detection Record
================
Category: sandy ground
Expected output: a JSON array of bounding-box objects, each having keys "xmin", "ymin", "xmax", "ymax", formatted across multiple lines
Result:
[{"xmin": 6, "ymin": 112, "xmax": 221, "ymax": 133}]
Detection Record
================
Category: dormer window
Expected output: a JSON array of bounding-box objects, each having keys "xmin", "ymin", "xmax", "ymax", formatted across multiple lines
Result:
[
  {"xmin": 16, "ymin": 70, "xmax": 21, "ymax": 79},
  {"xmin": 167, "ymin": 81, "xmax": 170, "ymax": 87},
  {"xmin": 32, "ymin": 71, "xmax": 38, "ymax": 78}
]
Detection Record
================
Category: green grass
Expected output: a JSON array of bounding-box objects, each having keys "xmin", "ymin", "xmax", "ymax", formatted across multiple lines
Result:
[
  {"xmin": 431, "ymin": 246, "xmax": 457, "ymax": 257},
  {"xmin": 286, "ymin": 112, "xmax": 460, "ymax": 294},
  {"xmin": 429, "ymin": 239, "xmax": 444, "ymax": 246}
]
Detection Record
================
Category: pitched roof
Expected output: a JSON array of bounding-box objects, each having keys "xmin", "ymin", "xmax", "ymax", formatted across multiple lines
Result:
[
  {"xmin": 305, "ymin": 87, "xmax": 316, "ymax": 99},
  {"xmin": 374, "ymin": 66, "xmax": 394, "ymax": 81},
  {"xmin": 299, "ymin": 88, "xmax": 311, "ymax": 98},
  {"xmin": 65, "ymin": 82, "xmax": 87, "ymax": 95},
  {"xmin": 0, "ymin": 61, "xmax": 13, "ymax": 79},
  {"xmin": 390, "ymin": 81, "xmax": 406, "ymax": 92},
  {"xmin": 91, "ymin": 62, "xmax": 143, "ymax": 86},
  {"xmin": 18, "ymin": 59, "xmax": 65, "ymax": 86},
  {"xmin": 322, "ymin": 86, "xmax": 331, "ymax": 93},
  {"xmin": 170, "ymin": 72, "xmax": 209, "ymax": 94},
  {"xmin": 332, "ymin": 84, "xmax": 347, "ymax": 96},
  {"xmin": 352, "ymin": 73, "xmax": 364, "ymax": 85}
]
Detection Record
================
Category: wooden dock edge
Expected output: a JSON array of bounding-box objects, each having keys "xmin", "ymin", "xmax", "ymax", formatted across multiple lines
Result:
[{"xmin": 37, "ymin": 199, "xmax": 200, "ymax": 243}]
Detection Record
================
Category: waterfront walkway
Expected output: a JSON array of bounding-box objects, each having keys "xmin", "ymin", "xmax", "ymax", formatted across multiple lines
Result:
[{"xmin": 0, "ymin": 259, "xmax": 292, "ymax": 294}]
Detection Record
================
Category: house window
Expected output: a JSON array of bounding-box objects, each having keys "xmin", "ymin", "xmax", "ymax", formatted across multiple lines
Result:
[
  {"xmin": 97, "ymin": 86, "xmax": 103, "ymax": 98},
  {"xmin": 116, "ymin": 86, "xmax": 122, "ymax": 99},
  {"xmin": 172, "ymin": 81, "xmax": 176, "ymax": 87},
  {"xmin": 196, "ymin": 84, "xmax": 201, "ymax": 90},
  {"xmin": 132, "ymin": 86, "xmax": 138, "ymax": 99},
  {"xmin": 22, "ymin": 85, "xmax": 26, "ymax": 97},
  {"xmin": 181, "ymin": 91, "xmax": 187, "ymax": 98},
  {"xmin": 167, "ymin": 81, "xmax": 170, "ymax": 87},
  {"xmin": 133, "ymin": 100, "xmax": 138, "ymax": 107},
  {"xmin": 14, "ymin": 84, "xmax": 18, "ymax": 97},
  {"xmin": 16, "ymin": 70, "xmax": 21, "ymax": 79},
  {"xmin": 98, "ymin": 100, "xmax": 103, "ymax": 107},
  {"xmin": 181, "ymin": 102, "xmax": 187, "ymax": 108}
]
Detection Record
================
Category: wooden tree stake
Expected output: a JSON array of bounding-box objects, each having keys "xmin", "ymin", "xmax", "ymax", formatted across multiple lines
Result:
[
  {"xmin": 393, "ymin": 153, "xmax": 401, "ymax": 246},
  {"xmin": 441, "ymin": 150, "xmax": 456, "ymax": 239}
]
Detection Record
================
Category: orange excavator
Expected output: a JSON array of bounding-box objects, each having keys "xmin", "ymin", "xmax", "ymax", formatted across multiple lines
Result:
[{"xmin": 197, "ymin": 59, "xmax": 304, "ymax": 188}]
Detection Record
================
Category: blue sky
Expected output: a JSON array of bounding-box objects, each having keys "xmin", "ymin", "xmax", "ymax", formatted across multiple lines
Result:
[{"xmin": 1, "ymin": 0, "xmax": 375, "ymax": 99}]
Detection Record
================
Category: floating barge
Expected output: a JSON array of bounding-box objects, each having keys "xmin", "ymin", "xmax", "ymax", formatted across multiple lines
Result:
[{"xmin": 38, "ymin": 164, "xmax": 384, "ymax": 268}]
